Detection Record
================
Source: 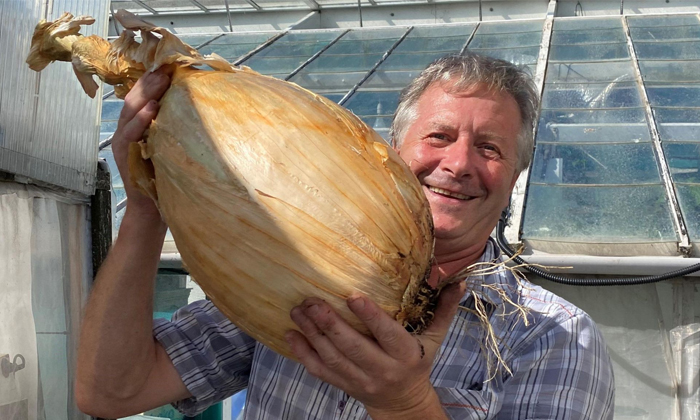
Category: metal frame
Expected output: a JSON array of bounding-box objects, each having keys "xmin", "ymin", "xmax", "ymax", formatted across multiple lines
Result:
[
  {"xmin": 132, "ymin": 0, "xmax": 159, "ymax": 14},
  {"xmin": 338, "ymin": 26, "xmax": 414, "ymax": 106},
  {"xmin": 622, "ymin": 15, "xmax": 692, "ymax": 254},
  {"xmin": 459, "ymin": 21, "xmax": 480, "ymax": 54},
  {"xmin": 505, "ymin": 0, "xmax": 556, "ymax": 245},
  {"xmin": 285, "ymin": 29, "xmax": 351, "ymax": 80},
  {"xmin": 189, "ymin": 0, "xmax": 210, "ymax": 12}
]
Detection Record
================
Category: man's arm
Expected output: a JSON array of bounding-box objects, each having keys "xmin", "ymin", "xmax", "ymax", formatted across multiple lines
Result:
[{"xmin": 75, "ymin": 67, "xmax": 192, "ymax": 418}]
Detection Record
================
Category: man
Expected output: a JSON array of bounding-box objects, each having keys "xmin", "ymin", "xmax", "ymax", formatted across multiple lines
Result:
[{"xmin": 76, "ymin": 54, "xmax": 615, "ymax": 419}]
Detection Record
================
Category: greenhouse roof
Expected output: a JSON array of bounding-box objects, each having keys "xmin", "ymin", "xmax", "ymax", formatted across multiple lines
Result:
[{"xmin": 99, "ymin": 4, "xmax": 700, "ymax": 258}]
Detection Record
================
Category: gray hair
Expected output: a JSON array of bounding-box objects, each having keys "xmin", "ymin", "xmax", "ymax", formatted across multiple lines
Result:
[{"xmin": 389, "ymin": 53, "xmax": 539, "ymax": 174}]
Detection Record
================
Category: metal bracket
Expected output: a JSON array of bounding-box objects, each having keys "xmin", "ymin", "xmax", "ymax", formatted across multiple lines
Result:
[{"xmin": 1, "ymin": 354, "xmax": 25, "ymax": 378}]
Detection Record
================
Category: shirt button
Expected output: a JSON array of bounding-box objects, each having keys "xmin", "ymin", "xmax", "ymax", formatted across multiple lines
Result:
[{"xmin": 338, "ymin": 400, "xmax": 346, "ymax": 411}]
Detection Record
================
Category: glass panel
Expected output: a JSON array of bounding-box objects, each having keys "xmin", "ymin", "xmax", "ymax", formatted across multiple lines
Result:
[
  {"xmin": 536, "ymin": 123, "xmax": 650, "ymax": 143},
  {"xmin": 283, "ymin": 31, "xmax": 344, "ymax": 43},
  {"xmin": 468, "ymin": 31, "xmax": 542, "ymax": 49},
  {"xmin": 178, "ymin": 35, "xmax": 220, "ymax": 48},
  {"xmin": 553, "ymin": 18, "xmax": 622, "ymax": 32},
  {"xmin": 290, "ymin": 71, "xmax": 365, "ymax": 90},
  {"xmin": 325, "ymin": 39, "xmax": 398, "ymax": 55},
  {"xmin": 523, "ymin": 184, "xmax": 676, "ymax": 242},
  {"xmin": 664, "ymin": 143, "xmax": 700, "ymax": 183},
  {"xmin": 243, "ymin": 56, "xmax": 308, "ymax": 74},
  {"xmin": 657, "ymin": 123, "xmax": 700, "ymax": 142},
  {"xmin": 253, "ymin": 41, "xmax": 336, "ymax": 58},
  {"xmin": 209, "ymin": 33, "xmax": 277, "ymax": 44},
  {"xmin": 199, "ymin": 43, "xmax": 267, "ymax": 59},
  {"xmin": 466, "ymin": 46, "xmax": 540, "ymax": 65},
  {"xmin": 101, "ymin": 100, "xmax": 123, "ymax": 122},
  {"xmin": 551, "ymin": 28, "xmax": 626, "ymax": 46},
  {"xmin": 302, "ymin": 54, "xmax": 383, "ymax": 72},
  {"xmin": 343, "ymin": 90, "xmax": 401, "ymax": 117},
  {"xmin": 630, "ymin": 25, "xmax": 700, "ymax": 42},
  {"xmin": 541, "ymin": 82, "xmax": 641, "ymax": 109},
  {"xmin": 380, "ymin": 52, "xmax": 453, "ymax": 70},
  {"xmin": 361, "ymin": 70, "xmax": 422, "ymax": 89},
  {"xmin": 546, "ymin": 62, "xmax": 636, "ymax": 83},
  {"xmin": 100, "ymin": 121, "xmax": 117, "ymax": 135},
  {"xmin": 549, "ymin": 43, "xmax": 629, "ymax": 62},
  {"xmin": 540, "ymin": 108, "xmax": 646, "ymax": 124},
  {"xmin": 321, "ymin": 92, "xmax": 347, "ymax": 103},
  {"xmin": 409, "ymin": 25, "xmax": 476, "ymax": 38},
  {"xmin": 639, "ymin": 60, "xmax": 700, "ymax": 82},
  {"xmin": 646, "ymin": 84, "xmax": 700, "ymax": 107},
  {"xmin": 341, "ymin": 28, "xmax": 407, "ymax": 41},
  {"xmin": 476, "ymin": 20, "xmax": 544, "ymax": 34},
  {"xmin": 627, "ymin": 15, "xmax": 700, "ymax": 28},
  {"xmin": 393, "ymin": 36, "xmax": 468, "ymax": 53},
  {"xmin": 655, "ymin": 107, "xmax": 700, "ymax": 123},
  {"xmin": 530, "ymin": 143, "xmax": 660, "ymax": 185},
  {"xmin": 676, "ymin": 184, "xmax": 700, "ymax": 242},
  {"xmin": 635, "ymin": 41, "xmax": 700, "ymax": 60}
]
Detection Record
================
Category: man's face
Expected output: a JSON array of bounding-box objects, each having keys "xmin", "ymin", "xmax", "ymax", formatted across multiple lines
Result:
[{"xmin": 396, "ymin": 82, "xmax": 522, "ymax": 250}]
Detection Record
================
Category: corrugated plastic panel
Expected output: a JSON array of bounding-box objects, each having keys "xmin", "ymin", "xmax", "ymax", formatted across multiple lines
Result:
[{"xmin": 0, "ymin": 0, "xmax": 108, "ymax": 195}]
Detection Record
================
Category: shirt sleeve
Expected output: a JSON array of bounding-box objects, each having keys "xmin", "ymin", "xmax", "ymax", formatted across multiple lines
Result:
[
  {"xmin": 496, "ymin": 312, "xmax": 615, "ymax": 420},
  {"xmin": 153, "ymin": 299, "xmax": 257, "ymax": 416}
]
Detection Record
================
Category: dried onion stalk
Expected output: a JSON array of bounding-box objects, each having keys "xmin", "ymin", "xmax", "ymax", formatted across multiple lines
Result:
[{"xmin": 27, "ymin": 11, "xmax": 439, "ymax": 359}]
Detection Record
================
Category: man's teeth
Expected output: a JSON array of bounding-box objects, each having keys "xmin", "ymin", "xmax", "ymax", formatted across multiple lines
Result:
[{"xmin": 427, "ymin": 186, "xmax": 471, "ymax": 200}]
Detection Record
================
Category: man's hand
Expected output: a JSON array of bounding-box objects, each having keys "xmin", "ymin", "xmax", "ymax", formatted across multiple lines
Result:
[
  {"xmin": 112, "ymin": 66, "xmax": 173, "ymax": 222},
  {"xmin": 285, "ymin": 281, "xmax": 466, "ymax": 419}
]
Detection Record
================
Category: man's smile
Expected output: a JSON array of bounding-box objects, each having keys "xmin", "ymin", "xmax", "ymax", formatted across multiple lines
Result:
[{"xmin": 425, "ymin": 185, "xmax": 474, "ymax": 201}]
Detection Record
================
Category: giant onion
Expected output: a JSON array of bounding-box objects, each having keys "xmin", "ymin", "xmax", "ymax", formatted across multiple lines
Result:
[{"xmin": 27, "ymin": 11, "xmax": 437, "ymax": 359}]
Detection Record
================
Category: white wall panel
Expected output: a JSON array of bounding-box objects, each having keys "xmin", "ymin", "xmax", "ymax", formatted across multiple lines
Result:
[{"xmin": 0, "ymin": 0, "xmax": 109, "ymax": 195}]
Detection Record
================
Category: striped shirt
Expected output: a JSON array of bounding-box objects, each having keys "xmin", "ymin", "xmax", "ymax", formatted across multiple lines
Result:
[{"xmin": 154, "ymin": 239, "xmax": 615, "ymax": 419}]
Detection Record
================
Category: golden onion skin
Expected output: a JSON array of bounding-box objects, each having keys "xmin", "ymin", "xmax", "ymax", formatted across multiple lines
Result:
[
  {"xmin": 140, "ymin": 67, "xmax": 433, "ymax": 358},
  {"xmin": 27, "ymin": 11, "xmax": 434, "ymax": 359}
]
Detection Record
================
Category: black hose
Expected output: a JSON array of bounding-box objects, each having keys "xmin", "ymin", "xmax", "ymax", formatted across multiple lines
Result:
[{"xmin": 495, "ymin": 219, "xmax": 700, "ymax": 286}]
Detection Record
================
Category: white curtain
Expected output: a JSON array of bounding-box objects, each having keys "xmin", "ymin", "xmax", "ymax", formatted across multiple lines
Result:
[{"xmin": 0, "ymin": 182, "xmax": 91, "ymax": 420}]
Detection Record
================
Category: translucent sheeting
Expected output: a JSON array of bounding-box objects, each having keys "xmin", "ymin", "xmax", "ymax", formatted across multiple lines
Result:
[
  {"xmin": 0, "ymin": 1, "xmax": 105, "ymax": 195},
  {"xmin": 533, "ymin": 279, "xmax": 700, "ymax": 420},
  {"xmin": 546, "ymin": 62, "xmax": 636, "ymax": 83},
  {"xmin": 0, "ymin": 183, "xmax": 91, "ymax": 420}
]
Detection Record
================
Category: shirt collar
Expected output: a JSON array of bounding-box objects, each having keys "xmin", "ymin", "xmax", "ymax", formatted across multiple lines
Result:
[{"xmin": 458, "ymin": 238, "xmax": 520, "ymax": 309}]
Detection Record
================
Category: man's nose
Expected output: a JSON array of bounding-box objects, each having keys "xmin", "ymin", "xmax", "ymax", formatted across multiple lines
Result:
[{"xmin": 439, "ymin": 140, "xmax": 474, "ymax": 178}]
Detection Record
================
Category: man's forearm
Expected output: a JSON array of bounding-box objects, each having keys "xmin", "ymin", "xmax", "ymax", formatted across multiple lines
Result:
[{"xmin": 76, "ymin": 210, "xmax": 167, "ymax": 404}]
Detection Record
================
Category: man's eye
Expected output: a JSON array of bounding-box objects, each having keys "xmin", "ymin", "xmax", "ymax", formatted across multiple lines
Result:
[
  {"xmin": 481, "ymin": 144, "xmax": 501, "ymax": 155},
  {"xmin": 429, "ymin": 133, "xmax": 448, "ymax": 141}
]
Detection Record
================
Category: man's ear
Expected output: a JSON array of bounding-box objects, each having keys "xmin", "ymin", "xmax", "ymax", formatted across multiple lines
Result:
[{"xmin": 509, "ymin": 170, "xmax": 520, "ymax": 191}]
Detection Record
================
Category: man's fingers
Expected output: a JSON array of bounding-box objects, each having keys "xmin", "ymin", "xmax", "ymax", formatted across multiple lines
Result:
[
  {"xmin": 119, "ymin": 68, "xmax": 171, "ymax": 125},
  {"xmin": 346, "ymin": 294, "xmax": 415, "ymax": 361},
  {"xmin": 117, "ymin": 100, "xmax": 160, "ymax": 153},
  {"xmin": 285, "ymin": 330, "xmax": 351, "ymax": 387},
  {"xmin": 290, "ymin": 305, "xmax": 359, "ymax": 373}
]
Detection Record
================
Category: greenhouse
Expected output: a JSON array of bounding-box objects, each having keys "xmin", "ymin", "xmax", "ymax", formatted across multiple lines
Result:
[{"xmin": 2, "ymin": 0, "xmax": 700, "ymax": 419}]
